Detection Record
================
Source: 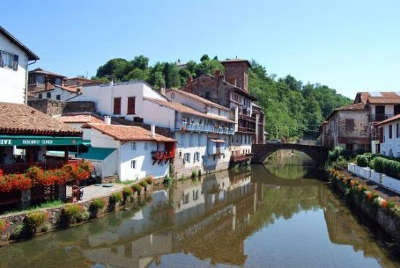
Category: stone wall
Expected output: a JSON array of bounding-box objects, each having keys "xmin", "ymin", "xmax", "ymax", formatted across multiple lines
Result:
[
  {"xmin": 0, "ymin": 184, "xmax": 153, "ymax": 243},
  {"xmin": 63, "ymin": 101, "xmax": 96, "ymax": 114},
  {"xmin": 28, "ymin": 99, "xmax": 65, "ymax": 116}
]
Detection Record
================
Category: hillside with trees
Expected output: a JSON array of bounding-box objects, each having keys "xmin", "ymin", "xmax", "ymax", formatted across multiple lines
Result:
[{"xmin": 93, "ymin": 55, "xmax": 351, "ymax": 140}]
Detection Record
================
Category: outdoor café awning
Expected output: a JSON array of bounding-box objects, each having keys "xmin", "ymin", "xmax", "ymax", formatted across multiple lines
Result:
[{"xmin": 0, "ymin": 135, "xmax": 85, "ymax": 147}]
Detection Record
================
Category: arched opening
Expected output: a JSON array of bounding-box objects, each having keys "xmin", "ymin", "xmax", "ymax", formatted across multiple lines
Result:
[{"xmin": 263, "ymin": 150, "xmax": 315, "ymax": 180}]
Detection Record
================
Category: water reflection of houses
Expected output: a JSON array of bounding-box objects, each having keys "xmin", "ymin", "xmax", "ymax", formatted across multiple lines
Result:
[{"xmin": 79, "ymin": 170, "xmax": 258, "ymax": 267}]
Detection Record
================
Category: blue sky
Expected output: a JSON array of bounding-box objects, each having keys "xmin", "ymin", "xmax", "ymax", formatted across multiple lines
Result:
[{"xmin": 2, "ymin": 0, "xmax": 400, "ymax": 98}]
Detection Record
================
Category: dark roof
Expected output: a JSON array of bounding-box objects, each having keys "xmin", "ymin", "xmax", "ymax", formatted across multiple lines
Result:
[
  {"xmin": 325, "ymin": 103, "xmax": 366, "ymax": 121},
  {"xmin": 29, "ymin": 68, "xmax": 66, "ymax": 78},
  {"xmin": 355, "ymin": 92, "xmax": 400, "ymax": 105},
  {"xmin": 167, "ymin": 88, "xmax": 230, "ymax": 111},
  {"xmin": 0, "ymin": 26, "xmax": 39, "ymax": 61},
  {"xmin": 221, "ymin": 59, "xmax": 251, "ymax": 67},
  {"xmin": 0, "ymin": 102, "xmax": 81, "ymax": 136}
]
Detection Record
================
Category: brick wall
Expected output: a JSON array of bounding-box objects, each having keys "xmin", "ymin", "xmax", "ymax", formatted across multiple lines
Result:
[
  {"xmin": 222, "ymin": 62, "xmax": 249, "ymax": 92},
  {"xmin": 28, "ymin": 99, "xmax": 65, "ymax": 116}
]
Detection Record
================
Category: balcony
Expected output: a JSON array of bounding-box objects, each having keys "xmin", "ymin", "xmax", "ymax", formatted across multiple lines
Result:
[
  {"xmin": 369, "ymin": 113, "xmax": 394, "ymax": 122},
  {"xmin": 151, "ymin": 151, "xmax": 174, "ymax": 164},
  {"xmin": 238, "ymin": 126, "xmax": 255, "ymax": 134},
  {"xmin": 239, "ymin": 114, "xmax": 255, "ymax": 123},
  {"xmin": 180, "ymin": 122, "xmax": 235, "ymax": 135}
]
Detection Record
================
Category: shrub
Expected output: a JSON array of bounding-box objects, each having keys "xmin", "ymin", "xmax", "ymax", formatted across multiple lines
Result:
[
  {"xmin": 132, "ymin": 184, "xmax": 142, "ymax": 194},
  {"xmin": 145, "ymin": 176, "xmax": 154, "ymax": 185},
  {"xmin": 10, "ymin": 224, "xmax": 23, "ymax": 240},
  {"xmin": 356, "ymin": 155, "xmax": 369, "ymax": 167},
  {"xmin": 60, "ymin": 204, "xmax": 84, "ymax": 227},
  {"xmin": 122, "ymin": 187, "xmax": 133, "ymax": 199},
  {"xmin": 328, "ymin": 147, "xmax": 344, "ymax": 162},
  {"xmin": 370, "ymin": 156, "xmax": 400, "ymax": 178},
  {"xmin": 26, "ymin": 211, "xmax": 48, "ymax": 228},
  {"xmin": 91, "ymin": 198, "xmax": 105, "ymax": 209},
  {"xmin": 331, "ymin": 156, "xmax": 348, "ymax": 170},
  {"xmin": 64, "ymin": 204, "xmax": 84, "ymax": 218},
  {"xmin": 0, "ymin": 219, "xmax": 8, "ymax": 232},
  {"xmin": 140, "ymin": 180, "xmax": 148, "ymax": 188},
  {"xmin": 110, "ymin": 192, "xmax": 122, "ymax": 204},
  {"xmin": 191, "ymin": 170, "xmax": 198, "ymax": 178}
]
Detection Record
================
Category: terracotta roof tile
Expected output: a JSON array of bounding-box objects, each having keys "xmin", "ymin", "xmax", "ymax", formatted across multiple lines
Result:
[
  {"xmin": 83, "ymin": 123, "xmax": 175, "ymax": 142},
  {"xmin": 356, "ymin": 92, "xmax": 400, "ymax": 104},
  {"xmin": 376, "ymin": 114, "xmax": 400, "ymax": 126},
  {"xmin": 167, "ymin": 88, "xmax": 230, "ymax": 111},
  {"xmin": 29, "ymin": 68, "xmax": 66, "ymax": 78},
  {"xmin": 144, "ymin": 97, "xmax": 234, "ymax": 123},
  {"xmin": 59, "ymin": 114, "xmax": 104, "ymax": 124},
  {"xmin": 334, "ymin": 103, "xmax": 365, "ymax": 111},
  {"xmin": 0, "ymin": 103, "xmax": 81, "ymax": 136}
]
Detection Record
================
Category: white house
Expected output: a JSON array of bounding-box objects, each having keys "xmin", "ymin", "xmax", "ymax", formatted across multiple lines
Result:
[
  {"xmin": 376, "ymin": 114, "xmax": 400, "ymax": 157},
  {"xmin": 0, "ymin": 26, "xmax": 39, "ymax": 104},
  {"xmin": 73, "ymin": 81, "xmax": 175, "ymax": 129},
  {"xmin": 81, "ymin": 122, "xmax": 175, "ymax": 181}
]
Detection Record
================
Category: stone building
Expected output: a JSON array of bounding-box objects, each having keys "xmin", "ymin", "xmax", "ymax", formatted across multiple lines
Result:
[
  {"xmin": 182, "ymin": 59, "xmax": 265, "ymax": 164},
  {"xmin": 321, "ymin": 91, "xmax": 400, "ymax": 152}
]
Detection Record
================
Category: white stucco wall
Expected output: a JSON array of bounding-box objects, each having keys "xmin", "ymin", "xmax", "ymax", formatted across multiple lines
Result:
[
  {"xmin": 33, "ymin": 87, "xmax": 78, "ymax": 101},
  {"xmin": 73, "ymin": 82, "xmax": 175, "ymax": 129},
  {"xmin": 0, "ymin": 32, "xmax": 30, "ymax": 104},
  {"xmin": 119, "ymin": 141, "xmax": 169, "ymax": 181},
  {"xmin": 380, "ymin": 120, "xmax": 400, "ymax": 158}
]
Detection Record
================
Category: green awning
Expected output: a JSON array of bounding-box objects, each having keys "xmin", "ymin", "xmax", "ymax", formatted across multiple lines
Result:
[
  {"xmin": 0, "ymin": 135, "xmax": 84, "ymax": 147},
  {"xmin": 77, "ymin": 147, "xmax": 115, "ymax": 161}
]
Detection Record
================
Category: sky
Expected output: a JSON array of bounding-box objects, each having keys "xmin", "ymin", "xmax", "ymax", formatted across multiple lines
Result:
[{"xmin": 2, "ymin": 0, "xmax": 400, "ymax": 99}]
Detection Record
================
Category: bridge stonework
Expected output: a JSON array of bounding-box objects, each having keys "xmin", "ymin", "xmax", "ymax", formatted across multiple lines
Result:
[{"xmin": 252, "ymin": 143, "xmax": 329, "ymax": 167}]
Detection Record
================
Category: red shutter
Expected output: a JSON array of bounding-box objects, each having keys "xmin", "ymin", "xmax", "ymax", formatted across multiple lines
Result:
[
  {"xmin": 127, "ymin": 97, "xmax": 135, "ymax": 114},
  {"xmin": 114, "ymin": 97, "xmax": 121, "ymax": 114}
]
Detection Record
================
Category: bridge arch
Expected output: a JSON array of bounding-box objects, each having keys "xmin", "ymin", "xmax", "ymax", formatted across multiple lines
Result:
[{"xmin": 252, "ymin": 143, "xmax": 328, "ymax": 167}]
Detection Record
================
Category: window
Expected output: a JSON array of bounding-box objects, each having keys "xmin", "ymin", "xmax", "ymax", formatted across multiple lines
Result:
[
  {"xmin": 127, "ymin": 97, "xmax": 136, "ymax": 114},
  {"xmin": 38, "ymin": 93, "xmax": 42, "ymax": 99},
  {"xmin": 389, "ymin": 125, "xmax": 393, "ymax": 139},
  {"xmin": 193, "ymin": 190, "xmax": 199, "ymax": 201},
  {"xmin": 131, "ymin": 142, "xmax": 136, "ymax": 150},
  {"xmin": 397, "ymin": 124, "xmax": 400, "ymax": 138},
  {"xmin": 113, "ymin": 97, "xmax": 121, "ymax": 114},
  {"xmin": 54, "ymin": 78, "xmax": 62, "ymax": 85},
  {"xmin": 183, "ymin": 193, "xmax": 190, "ymax": 204},
  {"xmin": 0, "ymin": 51, "xmax": 18, "ymax": 71},
  {"xmin": 193, "ymin": 152, "xmax": 200, "ymax": 162},
  {"xmin": 56, "ymin": 95, "xmax": 61, "ymax": 100},
  {"xmin": 46, "ymin": 92, "xmax": 51, "ymax": 99},
  {"xmin": 345, "ymin": 119, "xmax": 355, "ymax": 132},
  {"xmin": 130, "ymin": 160, "xmax": 136, "ymax": 169},
  {"xmin": 184, "ymin": 153, "xmax": 190, "ymax": 163}
]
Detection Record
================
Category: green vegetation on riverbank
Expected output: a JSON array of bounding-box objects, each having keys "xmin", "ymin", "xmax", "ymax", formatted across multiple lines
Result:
[{"xmin": 93, "ymin": 55, "xmax": 351, "ymax": 140}]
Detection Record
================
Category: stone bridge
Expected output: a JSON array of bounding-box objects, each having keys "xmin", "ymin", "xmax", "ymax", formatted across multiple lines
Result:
[{"xmin": 252, "ymin": 143, "xmax": 329, "ymax": 167}]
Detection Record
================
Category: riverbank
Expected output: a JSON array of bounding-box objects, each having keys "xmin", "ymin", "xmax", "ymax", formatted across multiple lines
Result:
[
  {"xmin": 328, "ymin": 168, "xmax": 400, "ymax": 245},
  {"xmin": 0, "ymin": 179, "xmax": 154, "ymax": 245}
]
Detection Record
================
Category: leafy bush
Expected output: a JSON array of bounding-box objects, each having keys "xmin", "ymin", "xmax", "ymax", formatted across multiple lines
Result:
[
  {"xmin": 145, "ymin": 176, "xmax": 154, "ymax": 185},
  {"xmin": 331, "ymin": 156, "xmax": 348, "ymax": 170},
  {"xmin": 10, "ymin": 224, "xmax": 23, "ymax": 240},
  {"xmin": 26, "ymin": 211, "xmax": 48, "ymax": 228},
  {"xmin": 191, "ymin": 170, "xmax": 198, "ymax": 178},
  {"xmin": 110, "ymin": 192, "xmax": 122, "ymax": 204},
  {"xmin": 328, "ymin": 147, "xmax": 344, "ymax": 162},
  {"xmin": 60, "ymin": 204, "xmax": 84, "ymax": 227},
  {"xmin": 91, "ymin": 198, "xmax": 105, "ymax": 209},
  {"xmin": 369, "ymin": 156, "xmax": 400, "ymax": 178},
  {"xmin": 122, "ymin": 187, "xmax": 133, "ymax": 199},
  {"xmin": 0, "ymin": 219, "xmax": 8, "ymax": 232},
  {"xmin": 132, "ymin": 184, "xmax": 142, "ymax": 194},
  {"xmin": 140, "ymin": 180, "xmax": 148, "ymax": 188},
  {"xmin": 356, "ymin": 155, "xmax": 369, "ymax": 167}
]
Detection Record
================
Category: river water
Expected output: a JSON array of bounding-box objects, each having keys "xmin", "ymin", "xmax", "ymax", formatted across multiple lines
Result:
[{"xmin": 1, "ymin": 153, "xmax": 399, "ymax": 268}]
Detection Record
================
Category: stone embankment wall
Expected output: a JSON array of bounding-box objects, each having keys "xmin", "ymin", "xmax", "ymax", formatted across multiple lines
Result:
[
  {"xmin": 0, "ymin": 184, "xmax": 153, "ymax": 244},
  {"xmin": 329, "ymin": 169, "xmax": 400, "ymax": 241}
]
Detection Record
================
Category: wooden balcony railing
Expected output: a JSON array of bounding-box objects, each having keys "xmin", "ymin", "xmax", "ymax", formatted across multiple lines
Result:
[
  {"xmin": 230, "ymin": 153, "xmax": 253, "ymax": 163},
  {"xmin": 151, "ymin": 151, "xmax": 175, "ymax": 162}
]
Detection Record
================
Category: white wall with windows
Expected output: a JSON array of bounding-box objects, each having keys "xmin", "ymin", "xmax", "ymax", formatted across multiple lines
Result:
[
  {"xmin": 82, "ymin": 127, "xmax": 170, "ymax": 181},
  {"xmin": 175, "ymin": 132, "xmax": 207, "ymax": 171},
  {"xmin": 0, "ymin": 32, "xmax": 30, "ymax": 104},
  {"xmin": 73, "ymin": 81, "xmax": 175, "ymax": 129},
  {"xmin": 34, "ymin": 87, "xmax": 79, "ymax": 101},
  {"xmin": 380, "ymin": 120, "xmax": 400, "ymax": 158}
]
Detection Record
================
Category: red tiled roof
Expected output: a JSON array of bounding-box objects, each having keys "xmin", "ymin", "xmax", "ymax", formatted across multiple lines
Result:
[
  {"xmin": 59, "ymin": 114, "xmax": 104, "ymax": 124},
  {"xmin": 355, "ymin": 92, "xmax": 400, "ymax": 104},
  {"xmin": 83, "ymin": 123, "xmax": 175, "ymax": 142},
  {"xmin": 334, "ymin": 103, "xmax": 365, "ymax": 111},
  {"xmin": 0, "ymin": 103, "xmax": 81, "ymax": 136},
  {"xmin": 167, "ymin": 88, "xmax": 230, "ymax": 111},
  {"xmin": 144, "ymin": 97, "xmax": 234, "ymax": 123},
  {"xmin": 31, "ymin": 83, "xmax": 81, "ymax": 94},
  {"xmin": 376, "ymin": 114, "xmax": 400, "ymax": 126}
]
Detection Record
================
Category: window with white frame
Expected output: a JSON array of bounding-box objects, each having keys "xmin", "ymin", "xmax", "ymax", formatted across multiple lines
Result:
[
  {"xmin": 0, "ymin": 50, "xmax": 18, "ymax": 71},
  {"xmin": 130, "ymin": 160, "xmax": 136, "ymax": 169},
  {"xmin": 131, "ymin": 142, "xmax": 136, "ymax": 150},
  {"xmin": 193, "ymin": 190, "xmax": 199, "ymax": 201},
  {"xmin": 194, "ymin": 152, "xmax": 200, "ymax": 162}
]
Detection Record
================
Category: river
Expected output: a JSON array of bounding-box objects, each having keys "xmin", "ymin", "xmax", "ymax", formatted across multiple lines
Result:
[{"xmin": 0, "ymin": 152, "xmax": 399, "ymax": 268}]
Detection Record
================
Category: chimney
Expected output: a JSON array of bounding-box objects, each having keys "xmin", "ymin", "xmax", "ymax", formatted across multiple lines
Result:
[
  {"xmin": 104, "ymin": 116, "xmax": 111, "ymax": 125},
  {"xmin": 160, "ymin": 87, "xmax": 166, "ymax": 96}
]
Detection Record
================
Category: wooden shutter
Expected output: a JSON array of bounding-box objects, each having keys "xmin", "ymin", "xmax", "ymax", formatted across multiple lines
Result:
[
  {"xmin": 114, "ymin": 97, "xmax": 121, "ymax": 114},
  {"xmin": 127, "ymin": 97, "xmax": 135, "ymax": 114}
]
